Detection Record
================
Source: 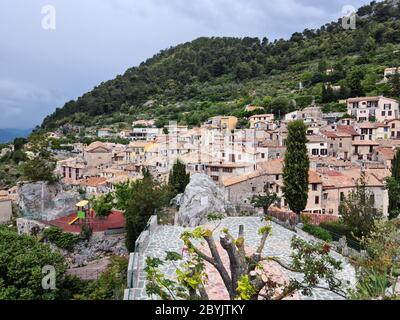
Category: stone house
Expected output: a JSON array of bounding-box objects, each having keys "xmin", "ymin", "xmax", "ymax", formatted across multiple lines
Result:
[
  {"xmin": 352, "ymin": 140, "xmax": 380, "ymax": 162},
  {"xmin": 388, "ymin": 119, "xmax": 400, "ymax": 139},
  {"xmin": 320, "ymin": 168, "xmax": 389, "ymax": 216},
  {"xmin": 97, "ymin": 128, "xmax": 114, "ymax": 137},
  {"xmin": 249, "ymin": 114, "xmax": 275, "ymax": 130}
]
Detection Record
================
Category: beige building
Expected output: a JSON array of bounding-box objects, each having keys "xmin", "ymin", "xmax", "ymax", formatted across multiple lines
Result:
[
  {"xmin": 249, "ymin": 114, "xmax": 275, "ymax": 130},
  {"xmin": 347, "ymin": 96, "xmax": 399, "ymax": 122}
]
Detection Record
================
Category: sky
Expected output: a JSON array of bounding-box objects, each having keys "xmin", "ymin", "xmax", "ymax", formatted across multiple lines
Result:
[{"xmin": 0, "ymin": 0, "xmax": 373, "ymax": 129}]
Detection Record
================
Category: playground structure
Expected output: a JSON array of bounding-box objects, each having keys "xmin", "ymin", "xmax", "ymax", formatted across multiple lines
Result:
[{"xmin": 69, "ymin": 200, "xmax": 95, "ymax": 227}]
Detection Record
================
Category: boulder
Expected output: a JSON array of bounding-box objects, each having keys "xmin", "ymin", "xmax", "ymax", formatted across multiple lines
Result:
[
  {"xmin": 176, "ymin": 173, "xmax": 237, "ymax": 227},
  {"xmin": 17, "ymin": 181, "xmax": 81, "ymax": 221},
  {"xmin": 16, "ymin": 218, "xmax": 48, "ymax": 236}
]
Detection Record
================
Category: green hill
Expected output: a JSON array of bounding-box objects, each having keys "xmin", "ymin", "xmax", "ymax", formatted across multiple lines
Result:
[{"xmin": 42, "ymin": 0, "xmax": 400, "ymax": 129}]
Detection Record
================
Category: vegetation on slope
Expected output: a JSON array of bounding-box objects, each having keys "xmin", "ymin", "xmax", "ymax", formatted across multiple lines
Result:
[{"xmin": 42, "ymin": 1, "xmax": 400, "ymax": 129}]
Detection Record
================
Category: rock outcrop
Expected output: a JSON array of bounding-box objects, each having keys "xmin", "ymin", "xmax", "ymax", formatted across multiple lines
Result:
[
  {"xmin": 176, "ymin": 173, "xmax": 236, "ymax": 227},
  {"xmin": 18, "ymin": 181, "xmax": 81, "ymax": 221},
  {"xmin": 16, "ymin": 218, "xmax": 49, "ymax": 236}
]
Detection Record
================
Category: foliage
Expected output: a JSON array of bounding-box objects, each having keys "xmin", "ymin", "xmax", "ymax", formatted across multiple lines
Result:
[
  {"xmin": 168, "ymin": 159, "xmax": 190, "ymax": 199},
  {"xmin": 349, "ymin": 269, "xmax": 392, "ymax": 300},
  {"xmin": 124, "ymin": 174, "xmax": 169, "ymax": 251},
  {"xmin": 386, "ymin": 149, "xmax": 400, "ymax": 219},
  {"xmin": 302, "ymin": 224, "xmax": 332, "ymax": 242},
  {"xmin": 74, "ymin": 256, "xmax": 128, "ymax": 300},
  {"xmin": 250, "ymin": 185, "xmax": 280, "ymax": 216},
  {"xmin": 43, "ymin": 227, "xmax": 81, "ymax": 251},
  {"xmin": 114, "ymin": 180, "xmax": 134, "ymax": 210},
  {"xmin": 339, "ymin": 172, "xmax": 383, "ymax": 238},
  {"xmin": 0, "ymin": 225, "xmax": 67, "ymax": 300},
  {"xmin": 283, "ymin": 120, "xmax": 310, "ymax": 217},
  {"xmin": 41, "ymin": 1, "xmax": 400, "ymax": 130},
  {"xmin": 145, "ymin": 222, "xmax": 346, "ymax": 300},
  {"xmin": 21, "ymin": 157, "xmax": 58, "ymax": 183},
  {"xmin": 91, "ymin": 193, "xmax": 114, "ymax": 218}
]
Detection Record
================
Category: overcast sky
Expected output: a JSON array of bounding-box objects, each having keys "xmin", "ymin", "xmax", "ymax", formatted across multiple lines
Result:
[{"xmin": 0, "ymin": 0, "xmax": 372, "ymax": 129}]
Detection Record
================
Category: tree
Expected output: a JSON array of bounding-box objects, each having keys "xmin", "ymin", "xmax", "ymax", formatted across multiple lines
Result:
[
  {"xmin": 168, "ymin": 159, "xmax": 190, "ymax": 199},
  {"xmin": 389, "ymin": 70, "xmax": 400, "ymax": 98},
  {"xmin": 283, "ymin": 120, "xmax": 310, "ymax": 220},
  {"xmin": 21, "ymin": 157, "xmax": 57, "ymax": 183},
  {"xmin": 347, "ymin": 69, "xmax": 365, "ymax": 97},
  {"xmin": 385, "ymin": 149, "xmax": 400, "ymax": 219},
  {"xmin": 0, "ymin": 225, "xmax": 66, "ymax": 300},
  {"xmin": 339, "ymin": 172, "xmax": 383, "ymax": 238},
  {"xmin": 91, "ymin": 193, "xmax": 114, "ymax": 218},
  {"xmin": 114, "ymin": 180, "xmax": 134, "ymax": 211},
  {"xmin": 124, "ymin": 175, "xmax": 168, "ymax": 251},
  {"xmin": 250, "ymin": 185, "xmax": 280, "ymax": 216},
  {"xmin": 144, "ymin": 220, "xmax": 346, "ymax": 300}
]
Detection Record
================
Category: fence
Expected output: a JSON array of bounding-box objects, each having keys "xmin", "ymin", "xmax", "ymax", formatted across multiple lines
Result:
[{"xmin": 268, "ymin": 210, "xmax": 340, "ymax": 226}]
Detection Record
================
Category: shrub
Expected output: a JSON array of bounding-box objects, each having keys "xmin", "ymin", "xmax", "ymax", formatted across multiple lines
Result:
[
  {"xmin": 43, "ymin": 227, "xmax": 81, "ymax": 251},
  {"xmin": 319, "ymin": 221, "xmax": 362, "ymax": 251},
  {"xmin": 302, "ymin": 224, "xmax": 332, "ymax": 242}
]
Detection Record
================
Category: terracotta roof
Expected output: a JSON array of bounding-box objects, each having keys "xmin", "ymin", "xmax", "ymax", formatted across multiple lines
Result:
[
  {"xmin": 257, "ymin": 159, "xmax": 283, "ymax": 174},
  {"xmin": 309, "ymin": 170, "xmax": 322, "ymax": 184},
  {"xmin": 377, "ymin": 147, "xmax": 395, "ymax": 161},
  {"xmin": 357, "ymin": 122, "xmax": 377, "ymax": 129},
  {"xmin": 352, "ymin": 140, "xmax": 380, "ymax": 146},
  {"xmin": 337, "ymin": 125, "xmax": 359, "ymax": 136},
  {"xmin": 81, "ymin": 177, "xmax": 107, "ymax": 187},
  {"xmin": 222, "ymin": 171, "xmax": 262, "ymax": 187},
  {"xmin": 85, "ymin": 141, "xmax": 111, "ymax": 152},
  {"xmin": 347, "ymin": 96, "xmax": 380, "ymax": 103}
]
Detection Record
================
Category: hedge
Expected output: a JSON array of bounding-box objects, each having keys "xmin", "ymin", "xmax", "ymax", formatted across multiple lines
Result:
[
  {"xmin": 302, "ymin": 224, "xmax": 332, "ymax": 242},
  {"xmin": 319, "ymin": 221, "xmax": 362, "ymax": 251},
  {"xmin": 43, "ymin": 227, "xmax": 81, "ymax": 251}
]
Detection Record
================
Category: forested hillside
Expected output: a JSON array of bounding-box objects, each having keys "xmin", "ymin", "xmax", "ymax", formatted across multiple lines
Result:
[{"xmin": 42, "ymin": 0, "xmax": 400, "ymax": 129}]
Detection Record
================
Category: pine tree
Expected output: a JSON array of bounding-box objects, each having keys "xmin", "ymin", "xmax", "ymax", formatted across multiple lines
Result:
[
  {"xmin": 283, "ymin": 120, "xmax": 310, "ymax": 220},
  {"xmin": 168, "ymin": 159, "xmax": 190, "ymax": 199}
]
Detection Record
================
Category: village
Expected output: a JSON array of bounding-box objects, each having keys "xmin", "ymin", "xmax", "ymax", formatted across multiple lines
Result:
[{"xmin": 1, "ymin": 67, "xmax": 400, "ymax": 301}]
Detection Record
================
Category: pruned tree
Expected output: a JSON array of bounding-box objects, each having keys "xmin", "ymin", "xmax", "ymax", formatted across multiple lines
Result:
[
  {"xmin": 145, "ymin": 219, "xmax": 347, "ymax": 300},
  {"xmin": 250, "ymin": 184, "xmax": 280, "ymax": 216}
]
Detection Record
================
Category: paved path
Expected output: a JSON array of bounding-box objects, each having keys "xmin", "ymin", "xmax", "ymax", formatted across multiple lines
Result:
[{"xmin": 130, "ymin": 217, "xmax": 356, "ymax": 300}]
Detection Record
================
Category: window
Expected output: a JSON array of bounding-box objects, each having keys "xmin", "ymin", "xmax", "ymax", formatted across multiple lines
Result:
[
  {"xmin": 312, "ymin": 183, "xmax": 318, "ymax": 191},
  {"xmin": 320, "ymin": 149, "xmax": 328, "ymax": 156},
  {"xmin": 339, "ymin": 143, "xmax": 343, "ymax": 148},
  {"xmin": 315, "ymin": 196, "xmax": 320, "ymax": 205},
  {"xmin": 223, "ymin": 168, "xmax": 233, "ymax": 173},
  {"xmin": 388, "ymin": 111, "xmax": 393, "ymax": 116},
  {"xmin": 275, "ymin": 175, "xmax": 279, "ymax": 181},
  {"xmin": 312, "ymin": 149, "xmax": 319, "ymax": 156},
  {"xmin": 382, "ymin": 111, "xmax": 386, "ymax": 116},
  {"xmin": 210, "ymin": 167, "xmax": 219, "ymax": 172},
  {"xmin": 211, "ymin": 176, "xmax": 219, "ymax": 182},
  {"xmin": 68, "ymin": 167, "xmax": 72, "ymax": 179},
  {"xmin": 323, "ymin": 193, "xmax": 328, "ymax": 200},
  {"xmin": 340, "ymin": 192, "xmax": 345, "ymax": 202},
  {"xmin": 63, "ymin": 167, "xmax": 66, "ymax": 178},
  {"xmin": 252, "ymin": 187, "xmax": 256, "ymax": 192},
  {"xmin": 261, "ymin": 153, "xmax": 265, "ymax": 159}
]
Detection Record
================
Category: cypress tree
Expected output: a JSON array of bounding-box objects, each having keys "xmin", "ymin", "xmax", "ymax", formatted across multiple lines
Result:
[
  {"xmin": 283, "ymin": 120, "xmax": 310, "ymax": 220},
  {"xmin": 168, "ymin": 159, "xmax": 190, "ymax": 199}
]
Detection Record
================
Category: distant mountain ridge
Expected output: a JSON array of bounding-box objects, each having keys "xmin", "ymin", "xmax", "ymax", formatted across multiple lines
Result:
[{"xmin": 0, "ymin": 128, "xmax": 32, "ymax": 144}]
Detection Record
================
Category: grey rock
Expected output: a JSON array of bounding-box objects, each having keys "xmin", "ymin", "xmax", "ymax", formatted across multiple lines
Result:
[
  {"xmin": 16, "ymin": 218, "xmax": 48, "ymax": 236},
  {"xmin": 176, "ymin": 173, "xmax": 237, "ymax": 227},
  {"xmin": 17, "ymin": 181, "xmax": 82, "ymax": 221}
]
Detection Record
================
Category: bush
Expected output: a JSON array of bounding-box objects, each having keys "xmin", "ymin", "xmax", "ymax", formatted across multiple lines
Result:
[
  {"xmin": 319, "ymin": 221, "xmax": 362, "ymax": 250},
  {"xmin": 43, "ymin": 227, "xmax": 81, "ymax": 251},
  {"xmin": 303, "ymin": 224, "xmax": 332, "ymax": 242}
]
